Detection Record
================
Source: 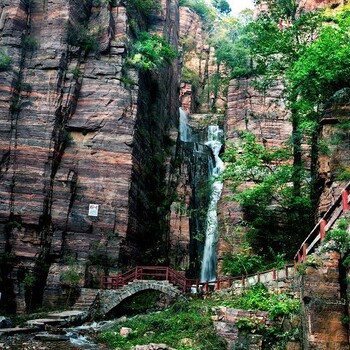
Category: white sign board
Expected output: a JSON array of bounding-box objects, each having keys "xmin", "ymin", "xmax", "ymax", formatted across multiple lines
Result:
[{"xmin": 88, "ymin": 204, "xmax": 99, "ymax": 217}]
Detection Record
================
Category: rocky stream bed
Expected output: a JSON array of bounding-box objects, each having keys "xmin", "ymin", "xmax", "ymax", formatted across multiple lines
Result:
[{"xmin": 0, "ymin": 311, "xmax": 113, "ymax": 350}]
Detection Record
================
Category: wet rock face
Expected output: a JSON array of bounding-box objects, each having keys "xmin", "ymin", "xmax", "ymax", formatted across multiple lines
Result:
[{"xmin": 0, "ymin": 0, "xmax": 179, "ymax": 311}]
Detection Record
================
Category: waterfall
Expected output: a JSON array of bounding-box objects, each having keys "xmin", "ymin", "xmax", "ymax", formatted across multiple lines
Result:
[
  {"xmin": 200, "ymin": 125, "xmax": 224, "ymax": 282},
  {"xmin": 178, "ymin": 108, "xmax": 224, "ymax": 282},
  {"xmin": 179, "ymin": 108, "xmax": 192, "ymax": 142}
]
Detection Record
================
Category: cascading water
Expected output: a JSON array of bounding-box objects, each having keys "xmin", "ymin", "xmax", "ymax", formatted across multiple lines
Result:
[
  {"xmin": 179, "ymin": 108, "xmax": 192, "ymax": 142},
  {"xmin": 178, "ymin": 108, "xmax": 224, "ymax": 282},
  {"xmin": 200, "ymin": 125, "xmax": 224, "ymax": 282}
]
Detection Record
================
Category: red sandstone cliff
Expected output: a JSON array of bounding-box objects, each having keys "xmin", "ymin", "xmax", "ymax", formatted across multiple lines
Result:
[{"xmin": 0, "ymin": 0, "xmax": 180, "ymax": 312}]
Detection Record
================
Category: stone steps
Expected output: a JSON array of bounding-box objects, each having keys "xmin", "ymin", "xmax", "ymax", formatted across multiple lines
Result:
[{"xmin": 72, "ymin": 288, "xmax": 99, "ymax": 311}]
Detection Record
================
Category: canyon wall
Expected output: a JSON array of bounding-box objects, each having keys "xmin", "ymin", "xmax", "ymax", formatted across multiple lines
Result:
[{"xmin": 0, "ymin": 0, "xmax": 180, "ymax": 312}]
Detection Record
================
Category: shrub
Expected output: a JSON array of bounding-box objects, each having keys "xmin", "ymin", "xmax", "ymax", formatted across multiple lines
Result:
[
  {"xmin": 181, "ymin": 66, "xmax": 200, "ymax": 88},
  {"xmin": 23, "ymin": 36, "xmax": 38, "ymax": 51},
  {"xmin": 129, "ymin": 32, "xmax": 177, "ymax": 71},
  {"xmin": 222, "ymin": 252, "xmax": 264, "ymax": 276},
  {"xmin": 180, "ymin": 0, "xmax": 216, "ymax": 23},
  {"xmin": 67, "ymin": 22, "xmax": 99, "ymax": 53},
  {"xmin": 222, "ymin": 283, "xmax": 300, "ymax": 321},
  {"xmin": 323, "ymin": 219, "xmax": 350, "ymax": 255},
  {"xmin": 127, "ymin": 0, "xmax": 159, "ymax": 17},
  {"xmin": 0, "ymin": 50, "xmax": 12, "ymax": 71}
]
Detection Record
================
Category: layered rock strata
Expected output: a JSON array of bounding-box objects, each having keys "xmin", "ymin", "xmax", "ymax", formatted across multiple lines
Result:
[
  {"xmin": 218, "ymin": 78, "xmax": 292, "ymax": 260},
  {"xmin": 0, "ymin": 0, "xmax": 179, "ymax": 312},
  {"xmin": 178, "ymin": 6, "xmax": 228, "ymax": 114}
]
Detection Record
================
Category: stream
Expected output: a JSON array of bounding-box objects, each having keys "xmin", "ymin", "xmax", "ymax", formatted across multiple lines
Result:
[{"xmin": 0, "ymin": 321, "xmax": 116, "ymax": 350}]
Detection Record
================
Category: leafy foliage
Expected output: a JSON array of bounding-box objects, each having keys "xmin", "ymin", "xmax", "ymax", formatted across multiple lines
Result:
[
  {"xmin": 212, "ymin": 15, "xmax": 255, "ymax": 78},
  {"xmin": 222, "ymin": 243, "xmax": 286, "ymax": 277},
  {"xmin": 211, "ymin": 0, "xmax": 231, "ymax": 15},
  {"xmin": 221, "ymin": 283, "xmax": 300, "ymax": 321},
  {"xmin": 66, "ymin": 21, "xmax": 100, "ymax": 52},
  {"xmin": 0, "ymin": 50, "xmax": 12, "ymax": 71},
  {"xmin": 129, "ymin": 32, "xmax": 177, "ymax": 71},
  {"xmin": 23, "ymin": 36, "xmax": 38, "ymax": 51},
  {"xmin": 127, "ymin": 0, "xmax": 159, "ymax": 17},
  {"xmin": 323, "ymin": 219, "xmax": 350, "ymax": 256},
  {"xmin": 99, "ymin": 300, "xmax": 226, "ymax": 349},
  {"xmin": 179, "ymin": 0, "xmax": 217, "ymax": 23},
  {"xmin": 288, "ymin": 18, "xmax": 350, "ymax": 114},
  {"xmin": 222, "ymin": 132, "xmax": 312, "ymax": 260},
  {"xmin": 218, "ymin": 3, "xmax": 350, "ymax": 268},
  {"xmin": 222, "ymin": 251, "xmax": 264, "ymax": 276},
  {"xmin": 61, "ymin": 267, "xmax": 81, "ymax": 287}
]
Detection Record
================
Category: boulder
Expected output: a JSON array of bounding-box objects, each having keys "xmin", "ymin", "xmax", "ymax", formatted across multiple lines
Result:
[{"xmin": 0, "ymin": 316, "xmax": 12, "ymax": 329}]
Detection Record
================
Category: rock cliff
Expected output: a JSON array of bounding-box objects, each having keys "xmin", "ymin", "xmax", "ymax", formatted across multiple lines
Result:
[
  {"xmin": 0, "ymin": 0, "xmax": 180, "ymax": 312},
  {"xmin": 1, "ymin": 6, "xmax": 350, "ymax": 350}
]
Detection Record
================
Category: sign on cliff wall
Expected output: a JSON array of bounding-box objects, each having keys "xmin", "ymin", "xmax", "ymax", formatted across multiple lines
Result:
[{"xmin": 88, "ymin": 204, "xmax": 99, "ymax": 217}]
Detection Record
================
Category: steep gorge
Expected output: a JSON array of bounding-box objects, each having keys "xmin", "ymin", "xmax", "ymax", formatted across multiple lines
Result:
[{"xmin": 0, "ymin": 1, "xmax": 350, "ymax": 348}]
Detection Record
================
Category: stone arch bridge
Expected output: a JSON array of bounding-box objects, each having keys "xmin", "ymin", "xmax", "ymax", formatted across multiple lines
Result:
[
  {"xmin": 73, "ymin": 266, "xmax": 199, "ymax": 316},
  {"xmin": 99, "ymin": 280, "xmax": 181, "ymax": 315}
]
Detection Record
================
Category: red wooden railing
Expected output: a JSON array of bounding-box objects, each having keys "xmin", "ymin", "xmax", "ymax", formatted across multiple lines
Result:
[
  {"xmin": 100, "ymin": 265, "xmax": 294, "ymax": 293},
  {"xmin": 100, "ymin": 266, "xmax": 219, "ymax": 293},
  {"xmin": 294, "ymin": 182, "xmax": 350, "ymax": 263}
]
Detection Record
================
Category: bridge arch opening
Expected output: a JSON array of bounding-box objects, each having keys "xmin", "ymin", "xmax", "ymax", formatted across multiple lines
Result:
[{"xmin": 106, "ymin": 289, "xmax": 174, "ymax": 318}]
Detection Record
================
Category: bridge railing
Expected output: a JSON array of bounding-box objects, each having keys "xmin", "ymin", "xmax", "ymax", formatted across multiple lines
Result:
[
  {"xmin": 100, "ymin": 264, "xmax": 295, "ymax": 294},
  {"xmin": 294, "ymin": 182, "xmax": 350, "ymax": 263}
]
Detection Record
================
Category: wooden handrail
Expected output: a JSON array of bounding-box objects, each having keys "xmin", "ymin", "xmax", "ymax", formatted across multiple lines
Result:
[
  {"xmin": 294, "ymin": 182, "xmax": 350, "ymax": 263},
  {"xmin": 101, "ymin": 264, "xmax": 295, "ymax": 293}
]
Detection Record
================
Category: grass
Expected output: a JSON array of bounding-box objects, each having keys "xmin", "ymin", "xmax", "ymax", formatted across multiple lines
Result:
[
  {"xmin": 98, "ymin": 285, "xmax": 300, "ymax": 349},
  {"xmin": 98, "ymin": 298, "xmax": 226, "ymax": 349}
]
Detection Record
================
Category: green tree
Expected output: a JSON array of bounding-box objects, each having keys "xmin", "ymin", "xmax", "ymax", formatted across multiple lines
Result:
[
  {"xmin": 212, "ymin": 0, "xmax": 231, "ymax": 15},
  {"xmin": 223, "ymin": 132, "xmax": 312, "ymax": 259},
  {"xmin": 129, "ymin": 32, "xmax": 177, "ymax": 71},
  {"xmin": 221, "ymin": 3, "xmax": 350, "ymax": 265}
]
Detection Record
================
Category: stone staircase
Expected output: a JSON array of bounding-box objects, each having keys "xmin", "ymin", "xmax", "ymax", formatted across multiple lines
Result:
[{"xmin": 72, "ymin": 288, "xmax": 99, "ymax": 311}]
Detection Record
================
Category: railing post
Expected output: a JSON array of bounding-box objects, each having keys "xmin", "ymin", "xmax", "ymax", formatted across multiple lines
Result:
[
  {"xmin": 242, "ymin": 274, "xmax": 245, "ymax": 287},
  {"xmin": 302, "ymin": 243, "xmax": 309, "ymax": 262},
  {"xmin": 273, "ymin": 268, "xmax": 276, "ymax": 280},
  {"xmin": 257, "ymin": 273, "xmax": 260, "ymax": 283},
  {"xmin": 216, "ymin": 279, "xmax": 220, "ymax": 290},
  {"xmin": 196, "ymin": 279, "xmax": 199, "ymax": 293},
  {"xmin": 342, "ymin": 189, "xmax": 350, "ymax": 211},
  {"xmin": 205, "ymin": 281, "xmax": 209, "ymax": 293},
  {"xmin": 166, "ymin": 267, "xmax": 169, "ymax": 281},
  {"xmin": 320, "ymin": 219, "xmax": 327, "ymax": 241},
  {"xmin": 285, "ymin": 265, "xmax": 289, "ymax": 279}
]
